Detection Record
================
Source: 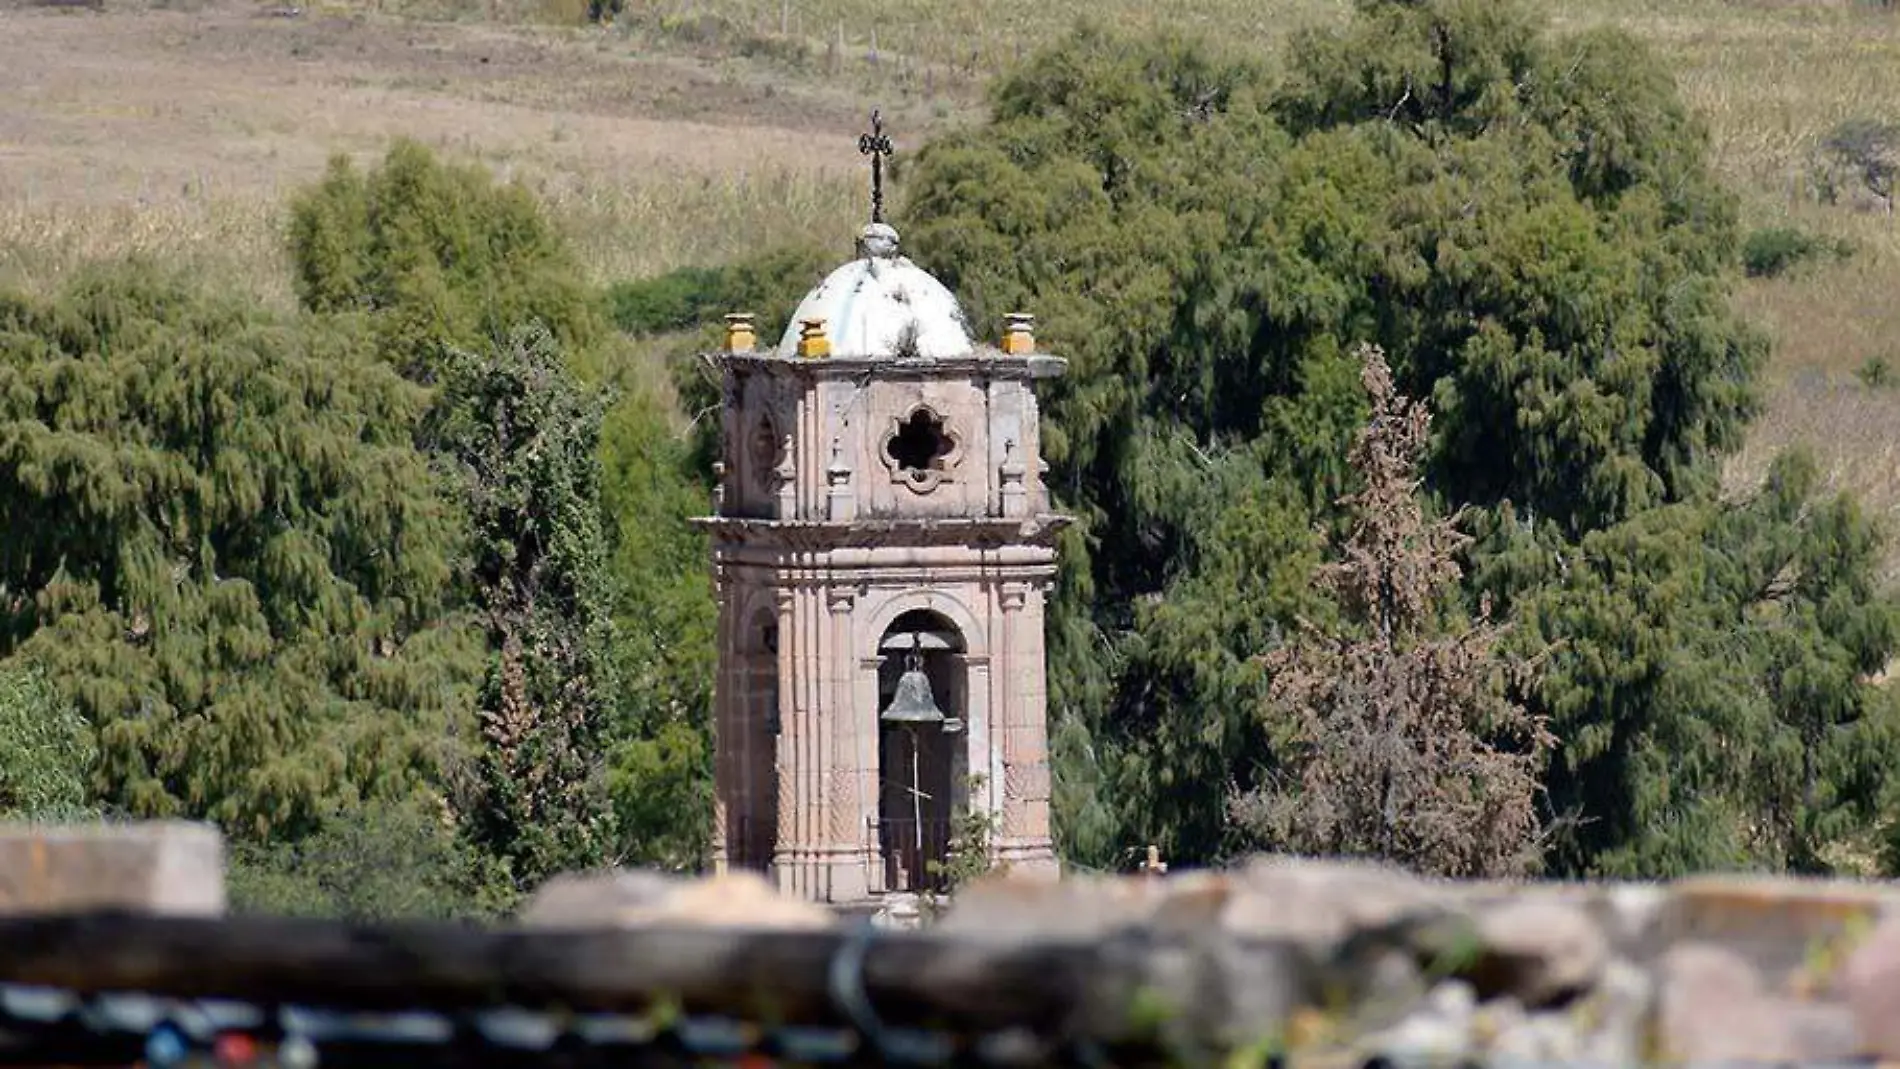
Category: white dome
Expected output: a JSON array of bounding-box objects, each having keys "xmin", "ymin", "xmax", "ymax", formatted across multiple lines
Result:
[{"xmin": 775, "ymin": 224, "xmax": 975, "ymax": 360}]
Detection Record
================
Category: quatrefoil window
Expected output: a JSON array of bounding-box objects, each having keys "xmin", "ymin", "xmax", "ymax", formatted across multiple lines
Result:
[{"xmin": 883, "ymin": 408, "xmax": 959, "ymax": 493}]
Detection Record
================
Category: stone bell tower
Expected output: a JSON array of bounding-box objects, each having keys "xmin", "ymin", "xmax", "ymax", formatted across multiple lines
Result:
[{"xmin": 696, "ymin": 113, "xmax": 1068, "ymax": 905}]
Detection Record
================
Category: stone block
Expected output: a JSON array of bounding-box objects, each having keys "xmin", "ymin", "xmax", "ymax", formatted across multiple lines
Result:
[
  {"xmin": 1841, "ymin": 912, "xmax": 1900, "ymax": 1057},
  {"xmin": 1220, "ymin": 854, "xmax": 1453, "ymax": 949},
  {"xmin": 1470, "ymin": 896, "xmax": 1608, "ymax": 1007},
  {"xmin": 1656, "ymin": 941, "xmax": 1866, "ymax": 1064},
  {"xmin": 1466, "ymin": 881, "xmax": 1669, "ymax": 964},
  {"xmin": 0, "ymin": 821, "xmax": 224, "ymax": 916},
  {"xmin": 1656, "ymin": 875, "xmax": 1897, "ymax": 986},
  {"xmin": 519, "ymin": 869, "xmax": 836, "ymax": 931},
  {"xmin": 933, "ymin": 871, "xmax": 1168, "ymax": 939},
  {"xmin": 519, "ymin": 869, "xmax": 678, "ymax": 929}
]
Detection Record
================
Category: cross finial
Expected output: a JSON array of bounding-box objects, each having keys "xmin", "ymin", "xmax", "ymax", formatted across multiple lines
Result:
[{"xmin": 857, "ymin": 109, "xmax": 894, "ymax": 224}]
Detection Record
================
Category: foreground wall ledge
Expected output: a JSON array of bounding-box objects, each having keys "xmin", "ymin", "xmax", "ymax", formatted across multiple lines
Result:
[
  {"xmin": 9, "ymin": 827, "xmax": 1900, "ymax": 1066},
  {"xmin": 0, "ymin": 820, "xmax": 225, "ymax": 918}
]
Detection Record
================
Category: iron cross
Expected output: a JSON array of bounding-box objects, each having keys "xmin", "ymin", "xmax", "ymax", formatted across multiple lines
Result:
[{"xmin": 857, "ymin": 109, "xmax": 894, "ymax": 224}]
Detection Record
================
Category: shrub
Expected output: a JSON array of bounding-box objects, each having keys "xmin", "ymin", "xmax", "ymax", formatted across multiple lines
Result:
[
  {"xmin": 227, "ymin": 797, "xmax": 515, "ymax": 921},
  {"xmin": 605, "ymin": 265, "xmax": 728, "ymax": 336},
  {"xmin": 604, "ymin": 245, "xmax": 831, "ymax": 340},
  {"xmin": 1859, "ymin": 352, "xmax": 1896, "ymax": 389},
  {"xmin": 1743, "ymin": 226, "xmax": 1847, "ymax": 279},
  {"xmin": 1822, "ymin": 118, "xmax": 1900, "ymax": 214}
]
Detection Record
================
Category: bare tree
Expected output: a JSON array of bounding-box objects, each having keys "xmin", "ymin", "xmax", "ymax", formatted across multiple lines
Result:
[
  {"xmin": 1821, "ymin": 118, "xmax": 1899, "ymax": 215},
  {"xmin": 1230, "ymin": 344, "xmax": 1554, "ymax": 878}
]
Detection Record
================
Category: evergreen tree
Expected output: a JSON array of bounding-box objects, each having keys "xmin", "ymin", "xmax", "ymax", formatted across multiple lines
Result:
[
  {"xmin": 597, "ymin": 381, "xmax": 716, "ymax": 869},
  {"xmin": 902, "ymin": 1, "xmax": 1765, "ymax": 866},
  {"xmin": 288, "ymin": 140, "xmax": 719, "ymax": 876},
  {"xmin": 1473, "ymin": 451, "xmax": 1900, "ymax": 875},
  {"xmin": 0, "ymin": 261, "xmax": 481, "ymax": 841},
  {"xmin": 285, "ymin": 140, "xmax": 600, "ymax": 375},
  {"xmin": 288, "ymin": 139, "xmax": 604, "ymax": 379},
  {"xmin": 427, "ymin": 324, "xmax": 618, "ymax": 887}
]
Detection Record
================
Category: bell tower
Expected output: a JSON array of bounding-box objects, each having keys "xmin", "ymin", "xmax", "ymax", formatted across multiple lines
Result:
[{"xmin": 697, "ymin": 114, "xmax": 1068, "ymax": 904}]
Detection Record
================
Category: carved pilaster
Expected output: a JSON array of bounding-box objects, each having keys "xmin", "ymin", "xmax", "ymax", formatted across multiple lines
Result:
[
  {"xmin": 710, "ymin": 793, "xmax": 730, "ymax": 874},
  {"xmin": 771, "ymin": 585, "xmax": 798, "ymax": 892}
]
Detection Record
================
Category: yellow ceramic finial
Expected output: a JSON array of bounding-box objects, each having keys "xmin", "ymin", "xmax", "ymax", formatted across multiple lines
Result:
[
  {"xmin": 724, "ymin": 312, "xmax": 757, "ymax": 354},
  {"xmin": 797, "ymin": 317, "xmax": 831, "ymax": 359},
  {"xmin": 1001, "ymin": 312, "xmax": 1036, "ymax": 355}
]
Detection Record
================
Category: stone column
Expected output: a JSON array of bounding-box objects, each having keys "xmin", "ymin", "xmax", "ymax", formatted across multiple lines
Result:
[
  {"xmin": 962, "ymin": 653, "xmax": 999, "ymax": 834},
  {"xmin": 770, "ymin": 585, "xmax": 806, "ymax": 897},
  {"xmin": 709, "ymin": 567, "xmax": 735, "ymax": 875},
  {"xmin": 772, "ymin": 579, "xmax": 869, "ymax": 903},
  {"xmin": 994, "ymin": 580, "xmax": 1058, "ymax": 878},
  {"xmin": 856, "ymin": 651, "xmax": 886, "ymax": 894},
  {"xmin": 821, "ymin": 586, "xmax": 871, "ymax": 902}
]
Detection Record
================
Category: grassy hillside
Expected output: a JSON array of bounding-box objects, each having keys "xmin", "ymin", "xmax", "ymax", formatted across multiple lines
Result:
[{"xmin": 5, "ymin": 0, "xmax": 1900, "ymax": 557}]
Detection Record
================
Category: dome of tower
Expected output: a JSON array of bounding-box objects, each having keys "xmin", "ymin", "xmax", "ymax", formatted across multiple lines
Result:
[{"xmin": 774, "ymin": 223, "xmax": 975, "ymax": 360}]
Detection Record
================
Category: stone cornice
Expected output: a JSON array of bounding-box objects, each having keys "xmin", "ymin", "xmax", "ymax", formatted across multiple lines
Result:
[
  {"xmin": 717, "ymin": 562, "xmax": 1059, "ymax": 587},
  {"xmin": 692, "ymin": 515, "xmax": 1070, "ymax": 551},
  {"xmin": 705, "ymin": 349, "xmax": 1069, "ymax": 383}
]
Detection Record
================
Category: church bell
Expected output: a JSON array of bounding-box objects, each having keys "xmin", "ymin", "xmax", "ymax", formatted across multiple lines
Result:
[{"xmin": 881, "ymin": 641, "xmax": 962, "ymax": 733}]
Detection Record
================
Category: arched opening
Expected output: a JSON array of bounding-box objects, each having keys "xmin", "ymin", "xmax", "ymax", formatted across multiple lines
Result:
[{"xmin": 875, "ymin": 608, "xmax": 968, "ymax": 893}]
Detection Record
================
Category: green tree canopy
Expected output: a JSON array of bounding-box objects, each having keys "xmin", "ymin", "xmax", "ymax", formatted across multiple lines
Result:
[
  {"xmin": 428, "ymin": 324, "xmax": 619, "ymax": 888},
  {"xmin": 0, "ymin": 261, "xmax": 481, "ymax": 840},
  {"xmin": 287, "ymin": 139, "xmax": 725, "ymax": 874},
  {"xmin": 289, "ymin": 139, "xmax": 605, "ymax": 378},
  {"xmin": 901, "ymin": 0, "xmax": 1768, "ymax": 866},
  {"xmin": 1474, "ymin": 451, "xmax": 1900, "ymax": 876},
  {"xmin": 0, "ymin": 662, "xmax": 99, "ymax": 822},
  {"xmin": 227, "ymin": 794, "xmax": 514, "ymax": 921}
]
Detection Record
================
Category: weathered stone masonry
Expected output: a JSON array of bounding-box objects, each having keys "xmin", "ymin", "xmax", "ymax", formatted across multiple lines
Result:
[{"xmin": 696, "ymin": 221, "xmax": 1068, "ymax": 905}]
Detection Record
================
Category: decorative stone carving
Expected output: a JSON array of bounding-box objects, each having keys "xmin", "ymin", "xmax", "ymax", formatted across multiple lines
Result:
[
  {"xmin": 999, "ymin": 438, "xmax": 1027, "ymax": 518},
  {"xmin": 827, "ymin": 771, "xmax": 858, "ymax": 845},
  {"xmin": 773, "ymin": 433, "xmax": 797, "ymax": 518},
  {"xmin": 748, "ymin": 414, "xmax": 777, "ymax": 491},
  {"xmin": 880, "ymin": 405, "xmax": 962, "ymax": 494},
  {"xmin": 826, "ymin": 436, "xmax": 856, "ymax": 521}
]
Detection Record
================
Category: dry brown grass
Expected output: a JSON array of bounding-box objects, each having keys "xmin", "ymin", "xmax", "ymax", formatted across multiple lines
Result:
[
  {"xmin": 1534, "ymin": 1, "xmax": 1900, "ymax": 538},
  {"xmin": 0, "ymin": 0, "xmax": 898, "ymax": 303}
]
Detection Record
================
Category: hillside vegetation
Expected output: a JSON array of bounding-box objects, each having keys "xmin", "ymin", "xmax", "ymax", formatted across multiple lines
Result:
[{"xmin": 6, "ymin": 0, "xmax": 1900, "ymax": 904}]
